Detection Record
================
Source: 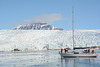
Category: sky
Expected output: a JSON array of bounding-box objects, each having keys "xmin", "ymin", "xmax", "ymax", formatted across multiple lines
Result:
[{"xmin": 0, "ymin": 0, "xmax": 100, "ymax": 30}]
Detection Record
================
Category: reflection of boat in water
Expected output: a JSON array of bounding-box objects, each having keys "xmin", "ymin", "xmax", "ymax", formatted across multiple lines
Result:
[
  {"xmin": 61, "ymin": 58, "xmax": 77, "ymax": 67},
  {"xmin": 59, "ymin": 7, "xmax": 98, "ymax": 58},
  {"xmin": 61, "ymin": 58, "xmax": 97, "ymax": 67}
]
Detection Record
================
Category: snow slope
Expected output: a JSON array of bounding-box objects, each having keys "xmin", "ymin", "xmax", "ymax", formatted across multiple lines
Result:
[{"xmin": 0, "ymin": 30, "xmax": 100, "ymax": 51}]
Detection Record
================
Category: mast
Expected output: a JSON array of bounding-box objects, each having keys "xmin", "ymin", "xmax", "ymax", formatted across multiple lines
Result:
[{"xmin": 72, "ymin": 6, "xmax": 74, "ymax": 50}]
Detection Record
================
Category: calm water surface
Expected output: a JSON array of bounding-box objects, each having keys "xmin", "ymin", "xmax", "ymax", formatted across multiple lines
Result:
[{"xmin": 0, "ymin": 50, "xmax": 100, "ymax": 67}]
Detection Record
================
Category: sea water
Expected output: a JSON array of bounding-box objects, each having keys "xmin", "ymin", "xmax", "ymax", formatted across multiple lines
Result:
[{"xmin": 0, "ymin": 50, "xmax": 100, "ymax": 67}]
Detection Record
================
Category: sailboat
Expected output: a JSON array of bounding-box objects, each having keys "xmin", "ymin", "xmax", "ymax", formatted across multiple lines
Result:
[{"xmin": 59, "ymin": 7, "xmax": 98, "ymax": 58}]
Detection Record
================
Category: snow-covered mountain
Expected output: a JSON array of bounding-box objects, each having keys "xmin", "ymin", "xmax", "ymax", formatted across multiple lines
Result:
[
  {"xmin": 13, "ymin": 23, "xmax": 63, "ymax": 30},
  {"xmin": 0, "ymin": 30, "xmax": 100, "ymax": 51}
]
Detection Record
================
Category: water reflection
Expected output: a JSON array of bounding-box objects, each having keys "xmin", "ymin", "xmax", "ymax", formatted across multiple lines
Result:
[
  {"xmin": 61, "ymin": 58, "xmax": 98, "ymax": 67},
  {"xmin": 0, "ymin": 50, "xmax": 100, "ymax": 67}
]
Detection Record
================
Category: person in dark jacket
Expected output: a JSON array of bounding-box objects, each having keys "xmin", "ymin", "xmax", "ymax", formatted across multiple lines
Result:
[{"xmin": 64, "ymin": 48, "xmax": 67, "ymax": 53}]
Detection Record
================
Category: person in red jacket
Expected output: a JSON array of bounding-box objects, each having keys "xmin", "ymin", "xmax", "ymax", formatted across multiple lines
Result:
[
  {"xmin": 88, "ymin": 49, "xmax": 90, "ymax": 53},
  {"xmin": 61, "ymin": 48, "xmax": 63, "ymax": 53},
  {"xmin": 67, "ymin": 49, "xmax": 68, "ymax": 52},
  {"xmin": 92, "ymin": 50, "xmax": 95, "ymax": 54}
]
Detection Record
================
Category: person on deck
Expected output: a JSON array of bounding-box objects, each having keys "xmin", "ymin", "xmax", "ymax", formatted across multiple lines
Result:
[
  {"xmin": 61, "ymin": 48, "xmax": 63, "ymax": 53},
  {"xmin": 67, "ymin": 49, "xmax": 68, "ymax": 52},
  {"xmin": 64, "ymin": 48, "xmax": 67, "ymax": 53},
  {"xmin": 92, "ymin": 50, "xmax": 95, "ymax": 54},
  {"xmin": 88, "ymin": 49, "xmax": 90, "ymax": 53}
]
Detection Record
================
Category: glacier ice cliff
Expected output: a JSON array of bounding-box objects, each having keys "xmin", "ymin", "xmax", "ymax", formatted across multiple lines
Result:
[{"xmin": 0, "ymin": 30, "xmax": 100, "ymax": 51}]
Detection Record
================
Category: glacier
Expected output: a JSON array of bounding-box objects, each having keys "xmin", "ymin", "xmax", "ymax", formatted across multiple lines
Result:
[{"xmin": 0, "ymin": 30, "xmax": 100, "ymax": 51}]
